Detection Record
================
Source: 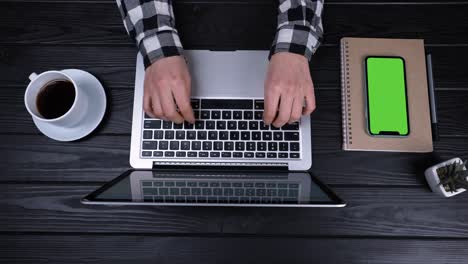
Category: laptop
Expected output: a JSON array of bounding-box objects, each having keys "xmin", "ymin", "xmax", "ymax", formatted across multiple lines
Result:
[{"xmin": 82, "ymin": 50, "xmax": 345, "ymax": 207}]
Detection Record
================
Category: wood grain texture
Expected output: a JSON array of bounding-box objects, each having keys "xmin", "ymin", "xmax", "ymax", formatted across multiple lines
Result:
[
  {"xmin": 5, "ymin": 3, "xmax": 468, "ymax": 45},
  {"xmin": 2, "ymin": 235, "xmax": 468, "ymax": 264},
  {"xmin": 2, "ymin": 88, "xmax": 468, "ymax": 138},
  {"xmin": 2, "ymin": 45, "xmax": 468, "ymax": 89},
  {"xmin": 1, "ymin": 134, "xmax": 466, "ymax": 185},
  {"xmin": 1, "ymin": 183, "xmax": 468, "ymax": 237}
]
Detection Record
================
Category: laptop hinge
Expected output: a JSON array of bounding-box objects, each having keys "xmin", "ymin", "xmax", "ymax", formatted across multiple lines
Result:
[{"xmin": 152, "ymin": 162, "xmax": 288, "ymax": 172}]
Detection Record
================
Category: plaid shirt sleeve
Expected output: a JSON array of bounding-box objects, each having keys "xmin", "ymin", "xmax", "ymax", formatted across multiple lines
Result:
[
  {"xmin": 116, "ymin": 0, "xmax": 184, "ymax": 69},
  {"xmin": 270, "ymin": 0, "xmax": 324, "ymax": 61}
]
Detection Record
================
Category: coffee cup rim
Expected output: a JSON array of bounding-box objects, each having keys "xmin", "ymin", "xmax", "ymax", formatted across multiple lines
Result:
[{"xmin": 25, "ymin": 70, "xmax": 80, "ymax": 123}]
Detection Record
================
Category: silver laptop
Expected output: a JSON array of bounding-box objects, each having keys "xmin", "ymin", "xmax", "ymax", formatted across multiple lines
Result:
[{"xmin": 81, "ymin": 50, "xmax": 345, "ymax": 207}]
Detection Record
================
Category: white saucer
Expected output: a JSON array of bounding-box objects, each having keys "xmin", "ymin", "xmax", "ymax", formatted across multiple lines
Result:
[{"xmin": 33, "ymin": 69, "xmax": 107, "ymax": 141}]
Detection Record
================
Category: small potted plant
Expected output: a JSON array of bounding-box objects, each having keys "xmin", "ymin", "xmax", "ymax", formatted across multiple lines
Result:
[{"xmin": 425, "ymin": 157, "xmax": 468, "ymax": 197}]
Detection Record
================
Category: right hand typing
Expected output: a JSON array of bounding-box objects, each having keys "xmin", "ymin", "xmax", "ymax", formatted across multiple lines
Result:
[{"xmin": 143, "ymin": 56, "xmax": 195, "ymax": 124}]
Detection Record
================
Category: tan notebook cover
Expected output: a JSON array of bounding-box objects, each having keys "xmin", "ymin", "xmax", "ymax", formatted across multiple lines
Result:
[{"xmin": 341, "ymin": 37, "xmax": 433, "ymax": 152}]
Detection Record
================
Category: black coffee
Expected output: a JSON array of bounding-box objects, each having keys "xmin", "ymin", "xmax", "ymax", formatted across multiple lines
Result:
[{"xmin": 36, "ymin": 80, "xmax": 76, "ymax": 119}]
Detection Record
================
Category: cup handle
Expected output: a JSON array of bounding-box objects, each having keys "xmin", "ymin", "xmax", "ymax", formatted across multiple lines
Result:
[{"xmin": 29, "ymin": 72, "xmax": 38, "ymax": 81}]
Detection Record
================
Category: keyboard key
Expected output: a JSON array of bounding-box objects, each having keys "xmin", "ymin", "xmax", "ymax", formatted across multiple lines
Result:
[
  {"xmin": 290, "ymin": 142, "xmax": 300, "ymax": 151},
  {"xmin": 233, "ymin": 111, "xmax": 242, "ymax": 120},
  {"xmin": 216, "ymin": 121, "xmax": 226, "ymax": 130},
  {"xmin": 257, "ymin": 142, "xmax": 266, "ymax": 151},
  {"xmin": 184, "ymin": 121, "xmax": 194, "ymax": 129},
  {"xmin": 219, "ymin": 131, "xmax": 229, "ymax": 140},
  {"xmin": 254, "ymin": 100, "xmax": 264, "ymax": 110},
  {"xmin": 165, "ymin": 131, "xmax": 174, "ymax": 139},
  {"xmin": 227, "ymin": 121, "xmax": 237, "ymax": 130},
  {"xmin": 191, "ymin": 188, "xmax": 201, "ymax": 195},
  {"xmin": 290, "ymin": 153, "xmax": 300, "ymax": 158},
  {"xmin": 213, "ymin": 188, "xmax": 223, "ymax": 195},
  {"xmin": 176, "ymin": 181, "xmax": 186, "ymax": 187},
  {"xmin": 285, "ymin": 132, "xmax": 300, "ymax": 141},
  {"xmin": 254, "ymin": 111, "xmax": 263, "ymax": 120},
  {"xmin": 154, "ymin": 130, "xmax": 163, "ymax": 139},
  {"xmin": 230, "ymin": 131, "xmax": 239, "ymax": 140},
  {"xmin": 188, "ymin": 151, "xmax": 197, "ymax": 157},
  {"xmin": 159, "ymin": 188, "xmax": 169, "ymax": 195},
  {"xmin": 246, "ymin": 142, "xmax": 256, "ymax": 151},
  {"xmin": 261, "ymin": 132, "xmax": 271, "ymax": 141},
  {"xmin": 260, "ymin": 121, "xmax": 269, "ymax": 130},
  {"xmin": 170, "ymin": 141, "xmax": 179, "ymax": 150},
  {"xmin": 181, "ymin": 188, "xmax": 190, "ymax": 195},
  {"xmin": 195, "ymin": 121, "xmax": 204, "ymax": 129},
  {"xmin": 233, "ymin": 152, "xmax": 243, "ymax": 158},
  {"xmin": 224, "ymin": 188, "xmax": 234, "ymax": 196},
  {"xmin": 201, "ymin": 111, "xmax": 210, "ymax": 119},
  {"xmin": 238, "ymin": 121, "xmax": 248, "ymax": 130},
  {"xmin": 252, "ymin": 132, "xmax": 261, "ymax": 140},
  {"xmin": 241, "ymin": 131, "xmax": 250, "ymax": 140},
  {"xmin": 243, "ymin": 111, "xmax": 253, "ymax": 120},
  {"xmin": 246, "ymin": 189, "xmax": 255, "ymax": 196},
  {"xmin": 255, "ymin": 182, "xmax": 265, "ymax": 188},
  {"xmin": 235, "ymin": 189, "xmax": 245, "ymax": 196},
  {"xmin": 222, "ymin": 111, "xmax": 232, "ymax": 119},
  {"xmin": 214, "ymin": 142, "xmax": 223, "ymax": 151},
  {"xmin": 206, "ymin": 121, "xmax": 216, "ymax": 129},
  {"xmin": 256, "ymin": 152, "xmax": 266, "ymax": 158},
  {"xmin": 199, "ymin": 182, "xmax": 208, "ymax": 187},
  {"xmin": 203, "ymin": 141, "xmax": 212, "ymax": 150},
  {"xmin": 271, "ymin": 125, "xmax": 280, "ymax": 131},
  {"xmin": 142, "ymin": 141, "xmax": 158, "ymax": 150},
  {"xmin": 249, "ymin": 121, "xmax": 259, "ymax": 130},
  {"xmin": 279, "ymin": 153, "xmax": 288, "ymax": 158},
  {"xmin": 199, "ymin": 152, "xmax": 209, "ymax": 157},
  {"xmin": 210, "ymin": 182, "xmax": 220, "ymax": 187},
  {"xmin": 197, "ymin": 131, "xmax": 207, "ymax": 140},
  {"xmin": 159, "ymin": 141, "xmax": 168, "ymax": 150},
  {"xmin": 268, "ymin": 142, "xmax": 278, "ymax": 151},
  {"xmin": 194, "ymin": 110, "xmax": 200, "ymax": 119},
  {"xmin": 165, "ymin": 151, "xmax": 175, "ymax": 157},
  {"xmin": 181, "ymin": 141, "xmax": 190, "ymax": 150},
  {"xmin": 289, "ymin": 189, "xmax": 299, "ymax": 197},
  {"xmin": 191, "ymin": 99, "xmax": 200, "ymax": 109},
  {"xmin": 143, "ymin": 130, "xmax": 153, "ymax": 139},
  {"xmin": 144, "ymin": 120, "xmax": 161, "ymax": 129},
  {"xmin": 224, "ymin": 142, "xmax": 234, "ymax": 151},
  {"xmin": 235, "ymin": 142, "xmax": 245, "ymax": 151},
  {"xmin": 278, "ymin": 189, "xmax": 288, "ymax": 197},
  {"xmin": 282, "ymin": 123, "xmax": 299, "ymax": 130},
  {"xmin": 191, "ymin": 141, "xmax": 201, "ymax": 150},
  {"xmin": 244, "ymin": 182, "xmax": 254, "ymax": 187},
  {"xmin": 176, "ymin": 131, "xmax": 185, "ymax": 139},
  {"xmin": 202, "ymin": 188, "xmax": 212, "ymax": 195},
  {"xmin": 222, "ymin": 152, "xmax": 232, "ymax": 158},
  {"xmin": 163, "ymin": 121, "xmax": 172, "ymax": 129},
  {"xmin": 208, "ymin": 131, "xmax": 218, "ymax": 140},
  {"xmin": 279, "ymin": 142, "xmax": 288, "ymax": 151},
  {"xmin": 176, "ymin": 151, "xmax": 186, "ymax": 157},
  {"xmin": 273, "ymin": 132, "xmax": 283, "ymax": 140},
  {"xmin": 267, "ymin": 152, "xmax": 277, "ymax": 158},
  {"xmin": 210, "ymin": 152, "xmax": 220, "ymax": 157},
  {"xmin": 202, "ymin": 99, "xmax": 253, "ymax": 109},
  {"xmin": 153, "ymin": 151, "xmax": 163, "ymax": 157},
  {"xmin": 142, "ymin": 151, "xmax": 152, "ymax": 157},
  {"xmin": 187, "ymin": 182, "xmax": 197, "ymax": 187},
  {"xmin": 244, "ymin": 152, "xmax": 254, "ymax": 158},
  {"xmin": 211, "ymin": 111, "xmax": 221, "ymax": 119},
  {"xmin": 187, "ymin": 131, "xmax": 196, "ymax": 140},
  {"xmin": 173, "ymin": 123, "xmax": 183, "ymax": 129}
]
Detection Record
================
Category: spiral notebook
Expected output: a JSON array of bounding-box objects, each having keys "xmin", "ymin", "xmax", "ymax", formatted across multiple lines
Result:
[{"xmin": 341, "ymin": 37, "xmax": 433, "ymax": 152}]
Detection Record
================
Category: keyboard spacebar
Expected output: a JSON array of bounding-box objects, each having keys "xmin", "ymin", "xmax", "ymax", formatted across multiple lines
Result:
[{"xmin": 201, "ymin": 99, "xmax": 253, "ymax": 109}]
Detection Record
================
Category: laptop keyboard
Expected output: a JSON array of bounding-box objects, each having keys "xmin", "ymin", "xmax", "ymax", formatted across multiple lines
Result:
[
  {"xmin": 141, "ymin": 99, "xmax": 301, "ymax": 159},
  {"xmin": 141, "ymin": 180, "xmax": 300, "ymax": 204}
]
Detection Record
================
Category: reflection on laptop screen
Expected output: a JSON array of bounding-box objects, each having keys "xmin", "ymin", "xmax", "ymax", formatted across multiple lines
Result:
[{"xmin": 93, "ymin": 170, "xmax": 333, "ymax": 205}]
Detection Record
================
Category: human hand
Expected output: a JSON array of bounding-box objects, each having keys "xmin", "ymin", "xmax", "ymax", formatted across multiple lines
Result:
[
  {"xmin": 263, "ymin": 52, "xmax": 316, "ymax": 128},
  {"xmin": 143, "ymin": 56, "xmax": 195, "ymax": 124}
]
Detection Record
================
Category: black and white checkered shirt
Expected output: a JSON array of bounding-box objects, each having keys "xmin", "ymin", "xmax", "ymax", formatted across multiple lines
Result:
[{"xmin": 117, "ymin": 0, "xmax": 324, "ymax": 68}]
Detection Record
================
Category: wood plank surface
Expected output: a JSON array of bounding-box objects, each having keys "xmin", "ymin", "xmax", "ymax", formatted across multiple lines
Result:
[
  {"xmin": 1, "ymin": 183, "xmax": 468, "ymax": 237},
  {"xmin": 4, "ymin": 3, "xmax": 468, "ymax": 45},
  {"xmin": 1, "ymin": 134, "xmax": 466, "ymax": 185},
  {"xmin": 2, "ymin": 235, "xmax": 468, "ymax": 264}
]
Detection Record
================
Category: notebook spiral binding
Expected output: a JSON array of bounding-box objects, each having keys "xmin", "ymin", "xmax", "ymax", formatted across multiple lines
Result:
[{"xmin": 341, "ymin": 40, "xmax": 352, "ymax": 147}]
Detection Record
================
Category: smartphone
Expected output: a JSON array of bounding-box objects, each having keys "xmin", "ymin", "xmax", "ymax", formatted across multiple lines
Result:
[{"xmin": 365, "ymin": 56, "xmax": 410, "ymax": 136}]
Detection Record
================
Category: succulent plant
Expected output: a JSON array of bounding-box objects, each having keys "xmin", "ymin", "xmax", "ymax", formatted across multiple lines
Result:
[{"xmin": 437, "ymin": 160, "xmax": 468, "ymax": 193}]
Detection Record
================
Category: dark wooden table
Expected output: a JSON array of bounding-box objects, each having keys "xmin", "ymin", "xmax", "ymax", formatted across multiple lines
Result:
[{"xmin": 2, "ymin": 0, "xmax": 468, "ymax": 263}]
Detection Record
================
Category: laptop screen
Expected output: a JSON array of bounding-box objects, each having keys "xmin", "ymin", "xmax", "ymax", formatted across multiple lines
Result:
[{"xmin": 83, "ymin": 170, "xmax": 345, "ymax": 207}]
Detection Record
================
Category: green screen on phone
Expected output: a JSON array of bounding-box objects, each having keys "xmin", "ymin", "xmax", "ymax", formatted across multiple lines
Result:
[{"xmin": 365, "ymin": 57, "xmax": 409, "ymax": 136}]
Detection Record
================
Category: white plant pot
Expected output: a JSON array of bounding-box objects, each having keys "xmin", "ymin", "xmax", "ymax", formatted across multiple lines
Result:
[{"xmin": 425, "ymin": 157, "xmax": 467, "ymax": 198}]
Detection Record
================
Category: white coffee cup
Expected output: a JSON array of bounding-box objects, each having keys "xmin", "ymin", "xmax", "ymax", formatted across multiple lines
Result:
[{"xmin": 25, "ymin": 71, "xmax": 88, "ymax": 128}]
